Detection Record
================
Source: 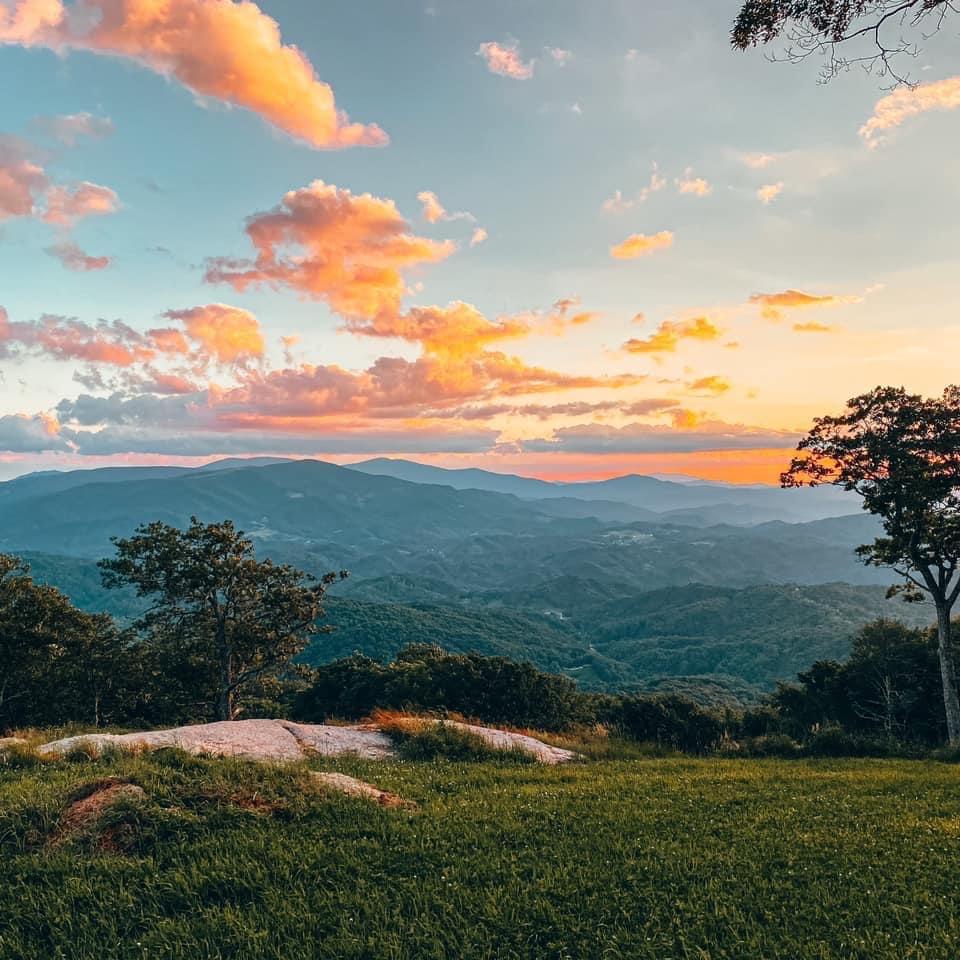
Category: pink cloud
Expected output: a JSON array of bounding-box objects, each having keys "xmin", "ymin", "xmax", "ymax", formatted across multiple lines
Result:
[
  {"xmin": 45, "ymin": 240, "xmax": 111, "ymax": 271},
  {"xmin": 33, "ymin": 111, "xmax": 113, "ymax": 145},
  {"xmin": 477, "ymin": 41, "xmax": 534, "ymax": 79},
  {"xmin": 42, "ymin": 180, "xmax": 118, "ymax": 225},
  {"xmin": 0, "ymin": 0, "xmax": 387, "ymax": 149},
  {"xmin": 0, "ymin": 135, "xmax": 46, "ymax": 220}
]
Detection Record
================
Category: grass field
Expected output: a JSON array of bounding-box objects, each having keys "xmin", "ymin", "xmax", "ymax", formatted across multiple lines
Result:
[{"xmin": 2, "ymin": 749, "xmax": 960, "ymax": 959}]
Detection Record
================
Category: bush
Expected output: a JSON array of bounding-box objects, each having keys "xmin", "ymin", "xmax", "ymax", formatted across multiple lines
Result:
[
  {"xmin": 293, "ymin": 645, "xmax": 585, "ymax": 731},
  {"xmin": 602, "ymin": 694, "xmax": 724, "ymax": 754},
  {"xmin": 740, "ymin": 734, "xmax": 801, "ymax": 758},
  {"xmin": 379, "ymin": 717, "xmax": 535, "ymax": 764},
  {"xmin": 802, "ymin": 727, "xmax": 922, "ymax": 759}
]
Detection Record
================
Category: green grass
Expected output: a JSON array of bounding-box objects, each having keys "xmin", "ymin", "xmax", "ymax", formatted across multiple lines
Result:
[{"xmin": 2, "ymin": 749, "xmax": 960, "ymax": 959}]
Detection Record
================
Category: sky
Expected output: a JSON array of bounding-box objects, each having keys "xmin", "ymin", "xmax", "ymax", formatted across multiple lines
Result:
[{"xmin": 1, "ymin": 0, "xmax": 959, "ymax": 483}]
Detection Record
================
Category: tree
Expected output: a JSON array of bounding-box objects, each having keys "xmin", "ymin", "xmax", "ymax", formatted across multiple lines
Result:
[
  {"xmin": 731, "ymin": 0, "xmax": 952, "ymax": 83},
  {"xmin": 100, "ymin": 518, "xmax": 347, "ymax": 722},
  {"xmin": 0, "ymin": 554, "xmax": 121, "ymax": 730},
  {"xmin": 770, "ymin": 618, "xmax": 943, "ymax": 743},
  {"xmin": 782, "ymin": 386, "xmax": 960, "ymax": 742}
]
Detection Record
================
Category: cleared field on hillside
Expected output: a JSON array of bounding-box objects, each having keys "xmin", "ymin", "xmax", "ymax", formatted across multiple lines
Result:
[{"xmin": 2, "ymin": 752, "xmax": 959, "ymax": 959}]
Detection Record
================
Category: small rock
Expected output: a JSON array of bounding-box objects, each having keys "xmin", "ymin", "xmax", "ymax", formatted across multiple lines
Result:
[
  {"xmin": 52, "ymin": 780, "xmax": 147, "ymax": 847},
  {"xmin": 311, "ymin": 771, "xmax": 413, "ymax": 809},
  {"xmin": 445, "ymin": 721, "xmax": 577, "ymax": 765}
]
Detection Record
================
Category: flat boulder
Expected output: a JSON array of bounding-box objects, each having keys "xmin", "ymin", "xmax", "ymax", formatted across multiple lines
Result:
[
  {"xmin": 37, "ymin": 719, "xmax": 390, "ymax": 762},
  {"xmin": 37, "ymin": 718, "xmax": 575, "ymax": 764}
]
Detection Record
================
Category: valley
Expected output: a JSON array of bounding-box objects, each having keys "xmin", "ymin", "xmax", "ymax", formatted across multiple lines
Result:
[{"xmin": 2, "ymin": 458, "xmax": 932, "ymax": 703}]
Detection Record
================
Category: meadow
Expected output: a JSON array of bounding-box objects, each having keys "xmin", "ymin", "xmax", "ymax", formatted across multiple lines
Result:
[{"xmin": 2, "ymin": 746, "xmax": 960, "ymax": 960}]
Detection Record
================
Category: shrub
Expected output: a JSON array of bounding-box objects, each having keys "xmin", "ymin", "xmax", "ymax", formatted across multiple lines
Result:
[
  {"xmin": 740, "ymin": 734, "xmax": 802, "ymax": 758},
  {"xmin": 802, "ymin": 727, "xmax": 922, "ymax": 759},
  {"xmin": 378, "ymin": 716, "xmax": 536, "ymax": 764},
  {"xmin": 293, "ymin": 645, "xmax": 585, "ymax": 731},
  {"xmin": 603, "ymin": 694, "xmax": 724, "ymax": 754}
]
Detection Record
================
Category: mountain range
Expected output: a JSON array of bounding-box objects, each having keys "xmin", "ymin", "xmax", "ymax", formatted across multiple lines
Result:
[{"xmin": 0, "ymin": 457, "xmax": 927, "ymax": 702}]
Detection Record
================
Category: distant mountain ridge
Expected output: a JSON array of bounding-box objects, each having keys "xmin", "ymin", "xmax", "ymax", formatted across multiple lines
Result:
[
  {"xmin": 0, "ymin": 456, "xmax": 906, "ymax": 701},
  {"xmin": 347, "ymin": 457, "xmax": 858, "ymax": 523}
]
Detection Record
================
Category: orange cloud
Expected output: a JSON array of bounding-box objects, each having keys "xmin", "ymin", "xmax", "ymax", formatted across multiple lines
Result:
[
  {"xmin": 344, "ymin": 297, "xmax": 599, "ymax": 361},
  {"xmin": 793, "ymin": 321, "xmax": 834, "ymax": 333},
  {"xmin": 676, "ymin": 169, "xmax": 711, "ymax": 196},
  {"xmin": 860, "ymin": 75, "xmax": 960, "ymax": 147},
  {"xmin": 742, "ymin": 152, "xmax": 777, "ymax": 168},
  {"xmin": 603, "ymin": 165, "xmax": 667, "ymax": 213},
  {"xmin": 42, "ymin": 181, "xmax": 118, "ymax": 226},
  {"xmin": 749, "ymin": 289, "xmax": 862, "ymax": 321},
  {"xmin": 164, "ymin": 304, "xmax": 264, "ymax": 365},
  {"xmin": 610, "ymin": 231, "xmax": 674, "ymax": 260},
  {"xmin": 757, "ymin": 182, "xmax": 783, "ymax": 204},
  {"xmin": 417, "ymin": 190, "xmax": 446, "ymax": 224},
  {"xmin": 45, "ymin": 240, "xmax": 111, "ymax": 271},
  {"xmin": 205, "ymin": 180, "xmax": 456, "ymax": 320},
  {"xmin": 623, "ymin": 316, "xmax": 720, "ymax": 354},
  {"xmin": 470, "ymin": 226, "xmax": 488, "ymax": 247},
  {"xmin": 0, "ymin": 0, "xmax": 386, "ymax": 149},
  {"xmin": 344, "ymin": 300, "xmax": 528, "ymax": 357},
  {"xmin": 688, "ymin": 375, "xmax": 730, "ymax": 395},
  {"xmin": 477, "ymin": 41, "xmax": 534, "ymax": 79}
]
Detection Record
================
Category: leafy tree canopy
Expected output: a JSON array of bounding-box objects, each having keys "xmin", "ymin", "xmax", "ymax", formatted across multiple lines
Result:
[
  {"xmin": 783, "ymin": 386, "xmax": 960, "ymax": 742},
  {"xmin": 100, "ymin": 517, "xmax": 347, "ymax": 721}
]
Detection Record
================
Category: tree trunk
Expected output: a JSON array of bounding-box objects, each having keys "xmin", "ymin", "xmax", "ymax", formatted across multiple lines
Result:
[
  {"xmin": 216, "ymin": 620, "xmax": 234, "ymax": 722},
  {"xmin": 935, "ymin": 602, "xmax": 960, "ymax": 745}
]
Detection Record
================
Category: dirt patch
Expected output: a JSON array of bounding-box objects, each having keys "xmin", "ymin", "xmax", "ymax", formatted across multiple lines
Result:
[
  {"xmin": 51, "ymin": 778, "xmax": 147, "ymax": 849},
  {"xmin": 310, "ymin": 771, "xmax": 414, "ymax": 809}
]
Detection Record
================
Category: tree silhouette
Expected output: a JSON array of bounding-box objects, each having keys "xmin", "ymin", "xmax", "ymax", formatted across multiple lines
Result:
[{"xmin": 732, "ymin": 0, "xmax": 953, "ymax": 84}]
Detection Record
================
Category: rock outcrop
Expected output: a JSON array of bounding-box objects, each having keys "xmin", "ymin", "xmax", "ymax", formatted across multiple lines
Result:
[
  {"xmin": 38, "ymin": 719, "xmax": 393, "ymax": 763},
  {"xmin": 36, "ymin": 718, "xmax": 575, "ymax": 764}
]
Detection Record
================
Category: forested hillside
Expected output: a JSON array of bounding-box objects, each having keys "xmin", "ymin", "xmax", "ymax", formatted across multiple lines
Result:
[{"xmin": 3, "ymin": 459, "xmax": 926, "ymax": 702}]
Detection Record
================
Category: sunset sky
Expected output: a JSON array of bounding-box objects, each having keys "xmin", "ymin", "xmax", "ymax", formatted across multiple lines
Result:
[{"xmin": 1, "ymin": 0, "xmax": 959, "ymax": 483}]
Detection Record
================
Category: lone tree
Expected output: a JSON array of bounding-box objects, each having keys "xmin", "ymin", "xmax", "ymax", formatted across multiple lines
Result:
[
  {"xmin": 100, "ymin": 518, "xmax": 347, "ymax": 722},
  {"xmin": 782, "ymin": 386, "xmax": 960, "ymax": 743},
  {"xmin": 732, "ymin": 1, "xmax": 953, "ymax": 83}
]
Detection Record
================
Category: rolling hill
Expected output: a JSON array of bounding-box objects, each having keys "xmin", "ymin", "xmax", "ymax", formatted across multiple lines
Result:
[{"xmin": 0, "ymin": 457, "xmax": 920, "ymax": 700}]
